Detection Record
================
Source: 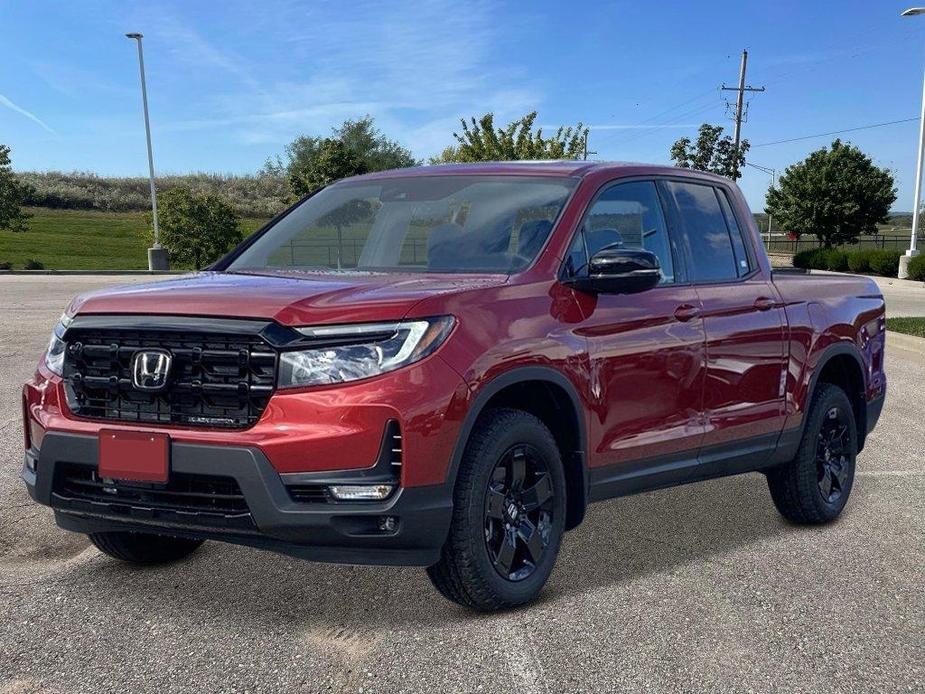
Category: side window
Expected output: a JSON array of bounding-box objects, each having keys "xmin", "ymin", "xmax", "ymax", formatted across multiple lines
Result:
[
  {"xmin": 717, "ymin": 189, "xmax": 753, "ymax": 276},
  {"xmin": 576, "ymin": 180, "xmax": 675, "ymax": 284},
  {"xmin": 665, "ymin": 181, "xmax": 739, "ymax": 283}
]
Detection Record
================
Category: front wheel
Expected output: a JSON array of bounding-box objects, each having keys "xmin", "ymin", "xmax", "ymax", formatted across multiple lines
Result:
[
  {"xmin": 427, "ymin": 408, "xmax": 566, "ymax": 611},
  {"xmin": 767, "ymin": 383, "xmax": 857, "ymax": 524},
  {"xmin": 89, "ymin": 531, "xmax": 204, "ymax": 564}
]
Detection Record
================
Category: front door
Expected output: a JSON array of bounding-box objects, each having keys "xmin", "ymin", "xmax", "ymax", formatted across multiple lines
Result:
[{"xmin": 563, "ymin": 180, "xmax": 707, "ymax": 469}]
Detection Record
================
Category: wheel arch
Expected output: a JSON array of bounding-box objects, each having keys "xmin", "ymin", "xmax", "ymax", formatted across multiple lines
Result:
[
  {"xmin": 447, "ymin": 367, "xmax": 589, "ymax": 530},
  {"xmin": 804, "ymin": 342, "xmax": 868, "ymax": 451}
]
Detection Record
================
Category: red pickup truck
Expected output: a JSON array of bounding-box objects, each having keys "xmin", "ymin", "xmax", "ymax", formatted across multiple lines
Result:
[{"xmin": 21, "ymin": 162, "xmax": 886, "ymax": 611}]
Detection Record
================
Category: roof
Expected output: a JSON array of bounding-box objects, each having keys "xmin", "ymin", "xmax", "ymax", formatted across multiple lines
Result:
[{"xmin": 343, "ymin": 160, "xmax": 731, "ymax": 183}]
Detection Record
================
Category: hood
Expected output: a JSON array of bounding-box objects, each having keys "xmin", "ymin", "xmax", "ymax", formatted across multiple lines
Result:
[{"xmin": 68, "ymin": 271, "xmax": 508, "ymax": 326}]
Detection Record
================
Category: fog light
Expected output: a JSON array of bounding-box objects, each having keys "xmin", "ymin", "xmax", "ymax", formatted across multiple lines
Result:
[
  {"xmin": 378, "ymin": 516, "xmax": 398, "ymax": 533},
  {"xmin": 328, "ymin": 484, "xmax": 394, "ymax": 501}
]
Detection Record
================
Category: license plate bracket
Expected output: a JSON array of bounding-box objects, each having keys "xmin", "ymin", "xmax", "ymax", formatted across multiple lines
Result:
[{"xmin": 98, "ymin": 430, "xmax": 169, "ymax": 483}]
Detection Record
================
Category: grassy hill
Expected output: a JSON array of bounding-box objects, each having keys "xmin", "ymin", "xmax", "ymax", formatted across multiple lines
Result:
[{"xmin": 0, "ymin": 208, "xmax": 267, "ymax": 271}]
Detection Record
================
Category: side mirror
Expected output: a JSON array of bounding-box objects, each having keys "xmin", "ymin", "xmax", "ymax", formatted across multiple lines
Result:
[{"xmin": 565, "ymin": 246, "xmax": 661, "ymax": 295}]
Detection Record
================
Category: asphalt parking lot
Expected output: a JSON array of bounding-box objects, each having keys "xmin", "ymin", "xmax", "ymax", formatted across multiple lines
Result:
[{"xmin": 1, "ymin": 275, "xmax": 923, "ymax": 694}]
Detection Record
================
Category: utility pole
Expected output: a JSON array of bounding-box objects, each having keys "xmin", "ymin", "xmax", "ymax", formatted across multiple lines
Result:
[
  {"xmin": 582, "ymin": 131, "xmax": 597, "ymax": 161},
  {"xmin": 721, "ymin": 50, "xmax": 765, "ymax": 149}
]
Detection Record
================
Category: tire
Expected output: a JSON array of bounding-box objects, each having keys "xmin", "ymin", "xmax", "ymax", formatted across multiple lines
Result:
[
  {"xmin": 767, "ymin": 383, "xmax": 857, "ymax": 524},
  {"xmin": 88, "ymin": 531, "xmax": 204, "ymax": 564},
  {"xmin": 427, "ymin": 408, "xmax": 567, "ymax": 611}
]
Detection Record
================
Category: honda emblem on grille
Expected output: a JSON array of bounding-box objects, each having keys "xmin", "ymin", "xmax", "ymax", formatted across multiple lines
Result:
[{"xmin": 131, "ymin": 350, "xmax": 172, "ymax": 391}]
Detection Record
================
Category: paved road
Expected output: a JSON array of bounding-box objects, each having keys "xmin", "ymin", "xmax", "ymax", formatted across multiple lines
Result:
[{"xmin": 1, "ymin": 276, "xmax": 923, "ymax": 693}]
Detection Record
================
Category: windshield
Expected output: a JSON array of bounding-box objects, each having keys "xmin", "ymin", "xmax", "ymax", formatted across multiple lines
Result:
[{"xmin": 226, "ymin": 175, "xmax": 577, "ymax": 275}]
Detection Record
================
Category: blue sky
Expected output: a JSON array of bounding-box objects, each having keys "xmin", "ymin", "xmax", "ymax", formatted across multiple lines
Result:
[{"xmin": 2, "ymin": 0, "xmax": 925, "ymax": 211}]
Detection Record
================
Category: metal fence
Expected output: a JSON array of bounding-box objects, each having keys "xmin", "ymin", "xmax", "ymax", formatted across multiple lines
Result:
[{"xmin": 764, "ymin": 234, "xmax": 920, "ymax": 255}]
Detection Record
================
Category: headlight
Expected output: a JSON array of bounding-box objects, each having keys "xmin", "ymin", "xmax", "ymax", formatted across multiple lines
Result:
[
  {"xmin": 44, "ymin": 313, "xmax": 72, "ymax": 376},
  {"xmin": 278, "ymin": 316, "xmax": 455, "ymax": 388}
]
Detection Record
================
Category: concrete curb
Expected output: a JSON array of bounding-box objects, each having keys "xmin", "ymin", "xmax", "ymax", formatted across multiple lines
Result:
[
  {"xmin": 886, "ymin": 330, "xmax": 925, "ymax": 355},
  {"xmin": 0, "ymin": 270, "xmax": 185, "ymax": 276}
]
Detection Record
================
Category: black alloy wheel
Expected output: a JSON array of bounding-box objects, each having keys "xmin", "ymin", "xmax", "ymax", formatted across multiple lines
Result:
[
  {"xmin": 484, "ymin": 445, "xmax": 555, "ymax": 581},
  {"xmin": 816, "ymin": 405, "xmax": 852, "ymax": 504}
]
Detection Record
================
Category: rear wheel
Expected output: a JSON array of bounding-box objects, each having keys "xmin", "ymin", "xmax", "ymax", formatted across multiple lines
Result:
[
  {"xmin": 767, "ymin": 383, "xmax": 857, "ymax": 524},
  {"xmin": 89, "ymin": 531, "xmax": 204, "ymax": 564},
  {"xmin": 427, "ymin": 408, "xmax": 566, "ymax": 611}
]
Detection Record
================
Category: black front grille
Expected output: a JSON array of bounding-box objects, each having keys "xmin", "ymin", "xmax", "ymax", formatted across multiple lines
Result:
[
  {"xmin": 55, "ymin": 463, "xmax": 250, "ymax": 516},
  {"xmin": 63, "ymin": 326, "xmax": 277, "ymax": 429},
  {"xmin": 287, "ymin": 484, "xmax": 330, "ymax": 503}
]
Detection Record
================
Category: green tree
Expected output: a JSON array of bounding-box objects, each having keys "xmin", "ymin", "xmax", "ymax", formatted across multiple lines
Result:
[
  {"xmin": 765, "ymin": 139, "xmax": 896, "ymax": 248},
  {"xmin": 432, "ymin": 111, "xmax": 588, "ymax": 163},
  {"xmin": 144, "ymin": 188, "xmax": 241, "ymax": 269},
  {"xmin": 271, "ymin": 116, "xmax": 415, "ymax": 198},
  {"xmin": 0, "ymin": 144, "xmax": 32, "ymax": 232},
  {"xmin": 288, "ymin": 138, "xmax": 368, "ymax": 198},
  {"xmin": 670, "ymin": 124, "xmax": 748, "ymax": 180}
]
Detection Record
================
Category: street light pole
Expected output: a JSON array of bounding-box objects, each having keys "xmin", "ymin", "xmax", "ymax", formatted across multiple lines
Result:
[
  {"xmin": 900, "ymin": 8, "xmax": 925, "ymax": 279},
  {"xmin": 125, "ymin": 32, "xmax": 168, "ymax": 271}
]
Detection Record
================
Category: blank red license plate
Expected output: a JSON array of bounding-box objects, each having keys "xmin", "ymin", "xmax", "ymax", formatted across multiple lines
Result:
[{"xmin": 98, "ymin": 430, "xmax": 169, "ymax": 482}]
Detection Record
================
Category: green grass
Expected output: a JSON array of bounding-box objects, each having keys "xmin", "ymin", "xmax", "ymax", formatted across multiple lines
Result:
[
  {"xmin": 0, "ymin": 208, "xmax": 268, "ymax": 271},
  {"xmin": 886, "ymin": 317, "xmax": 925, "ymax": 338}
]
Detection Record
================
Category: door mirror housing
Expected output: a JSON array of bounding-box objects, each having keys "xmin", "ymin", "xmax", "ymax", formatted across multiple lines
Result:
[{"xmin": 565, "ymin": 246, "xmax": 662, "ymax": 295}]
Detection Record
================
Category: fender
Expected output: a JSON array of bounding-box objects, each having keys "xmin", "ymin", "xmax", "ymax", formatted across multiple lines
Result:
[
  {"xmin": 446, "ymin": 366, "xmax": 589, "ymax": 530},
  {"xmin": 775, "ymin": 340, "xmax": 868, "ymax": 462}
]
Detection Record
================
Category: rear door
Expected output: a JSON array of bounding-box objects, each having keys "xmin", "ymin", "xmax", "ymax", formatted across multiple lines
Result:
[
  {"xmin": 661, "ymin": 180, "xmax": 787, "ymax": 454},
  {"xmin": 563, "ymin": 179, "xmax": 707, "ymax": 468}
]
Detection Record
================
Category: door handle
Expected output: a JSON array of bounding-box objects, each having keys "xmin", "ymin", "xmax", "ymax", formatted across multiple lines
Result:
[
  {"xmin": 754, "ymin": 296, "xmax": 777, "ymax": 311},
  {"xmin": 674, "ymin": 304, "xmax": 701, "ymax": 322}
]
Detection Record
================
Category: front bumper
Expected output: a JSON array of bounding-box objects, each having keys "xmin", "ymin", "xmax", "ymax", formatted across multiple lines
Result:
[{"xmin": 23, "ymin": 432, "xmax": 453, "ymax": 567}]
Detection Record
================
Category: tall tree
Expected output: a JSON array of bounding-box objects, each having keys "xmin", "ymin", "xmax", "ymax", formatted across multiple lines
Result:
[
  {"xmin": 0, "ymin": 144, "xmax": 32, "ymax": 232},
  {"xmin": 765, "ymin": 139, "xmax": 896, "ymax": 248},
  {"xmin": 432, "ymin": 112, "xmax": 588, "ymax": 163},
  {"xmin": 144, "ymin": 188, "xmax": 241, "ymax": 269},
  {"xmin": 271, "ymin": 116, "xmax": 416, "ymax": 198},
  {"xmin": 670, "ymin": 124, "xmax": 748, "ymax": 180},
  {"xmin": 288, "ymin": 138, "xmax": 369, "ymax": 198}
]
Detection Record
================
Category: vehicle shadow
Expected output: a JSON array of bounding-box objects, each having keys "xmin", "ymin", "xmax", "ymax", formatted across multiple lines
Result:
[{"xmin": 63, "ymin": 471, "xmax": 798, "ymax": 634}]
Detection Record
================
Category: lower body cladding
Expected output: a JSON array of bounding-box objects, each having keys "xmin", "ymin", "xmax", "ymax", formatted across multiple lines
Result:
[{"xmin": 22, "ymin": 432, "xmax": 453, "ymax": 567}]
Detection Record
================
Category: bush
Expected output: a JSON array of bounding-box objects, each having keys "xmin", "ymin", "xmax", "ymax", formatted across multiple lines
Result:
[
  {"xmin": 868, "ymin": 249, "xmax": 901, "ymax": 277},
  {"xmin": 793, "ymin": 248, "xmax": 825, "ymax": 269},
  {"xmin": 906, "ymin": 253, "xmax": 925, "ymax": 281},
  {"xmin": 847, "ymin": 249, "xmax": 875, "ymax": 273},
  {"xmin": 824, "ymin": 249, "xmax": 850, "ymax": 272},
  {"xmin": 0, "ymin": 261, "xmax": 12, "ymax": 270},
  {"xmin": 24, "ymin": 258, "xmax": 44, "ymax": 270},
  {"xmin": 15, "ymin": 171, "xmax": 289, "ymax": 218},
  {"xmin": 144, "ymin": 188, "xmax": 241, "ymax": 270}
]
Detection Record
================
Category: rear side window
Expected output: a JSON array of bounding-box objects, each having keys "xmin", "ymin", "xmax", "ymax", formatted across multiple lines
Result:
[
  {"xmin": 665, "ymin": 181, "xmax": 741, "ymax": 283},
  {"xmin": 717, "ymin": 190, "xmax": 753, "ymax": 275}
]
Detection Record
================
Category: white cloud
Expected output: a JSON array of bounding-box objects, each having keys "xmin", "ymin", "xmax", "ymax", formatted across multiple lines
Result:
[{"xmin": 0, "ymin": 93, "xmax": 56, "ymax": 134}]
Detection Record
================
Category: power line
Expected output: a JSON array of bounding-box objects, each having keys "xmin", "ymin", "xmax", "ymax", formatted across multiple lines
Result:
[
  {"xmin": 614, "ymin": 99, "xmax": 721, "ymax": 149},
  {"xmin": 753, "ymin": 117, "xmax": 919, "ymax": 147}
]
